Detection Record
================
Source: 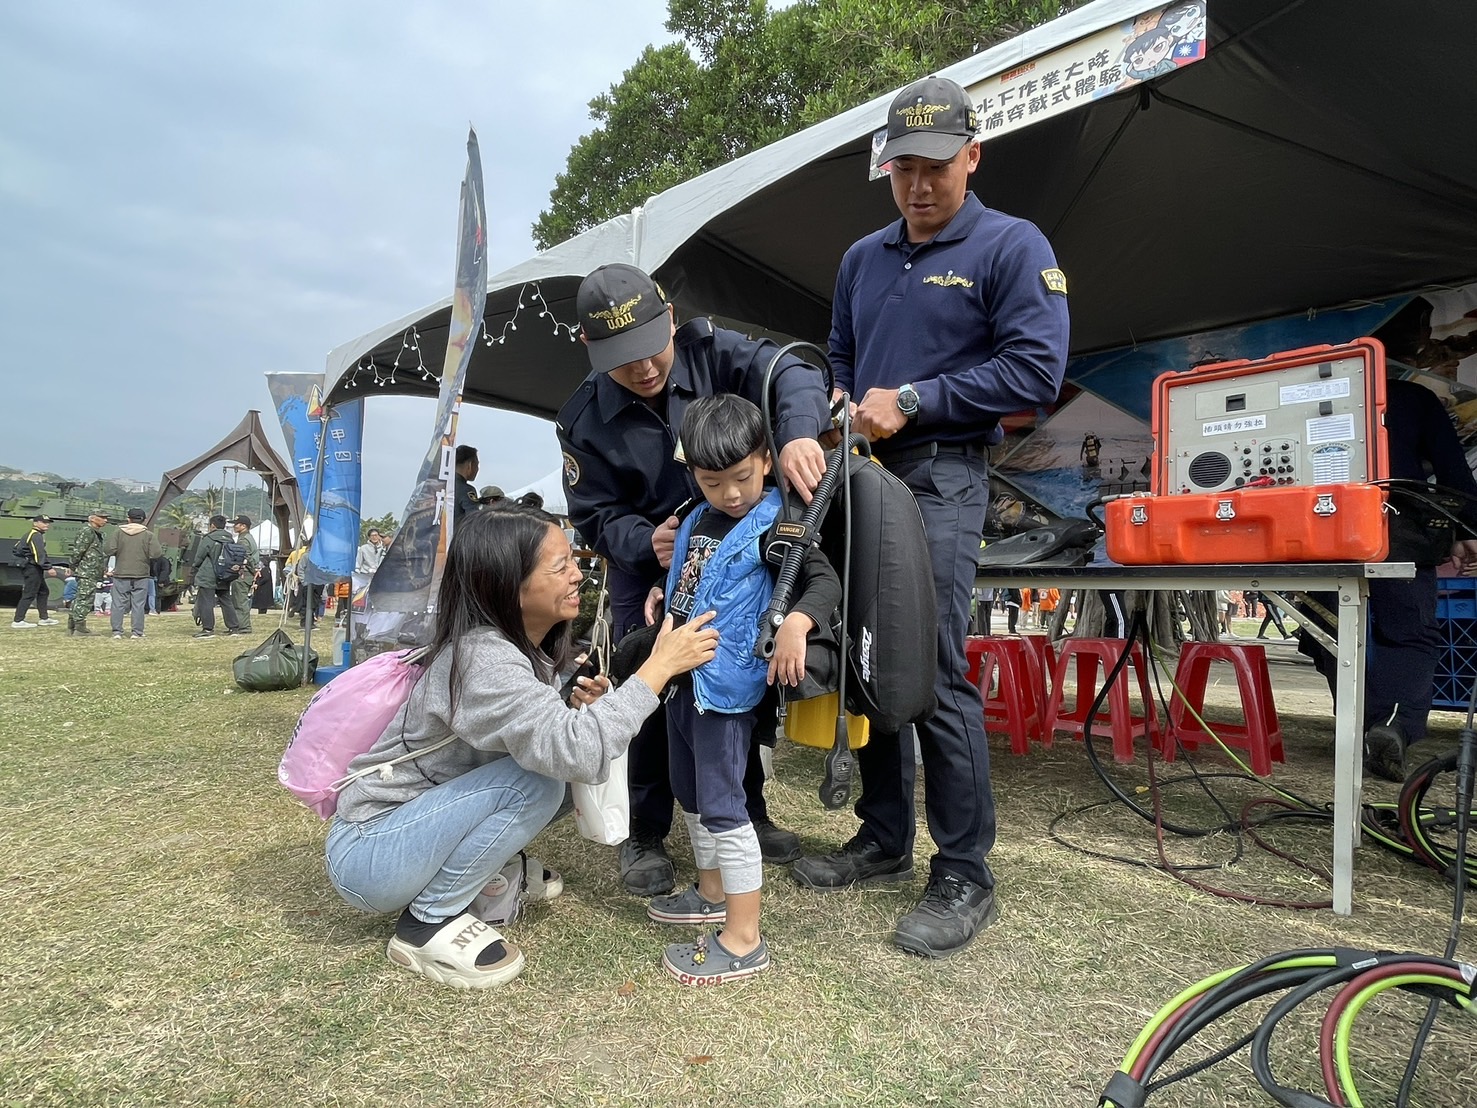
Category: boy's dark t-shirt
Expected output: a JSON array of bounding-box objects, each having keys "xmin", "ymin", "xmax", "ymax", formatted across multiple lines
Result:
[{"xmin": 668, "ymin": 511, "xmax": 739, "ymax": 625}]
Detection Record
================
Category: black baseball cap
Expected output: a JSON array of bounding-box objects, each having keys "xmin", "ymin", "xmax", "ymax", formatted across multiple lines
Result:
[
  {"xmin": 126, "ymin": 507, "xmax": 146, "ymax": 522},
  {"xmin": 577, "ymin": 264, "xmax": 673, "ymax": 374},
  {"xmin": 233, "ymin": 514, "xmax": 252, "ymax": 528},
  {"xmin": 31, "ymin": 514, "xmax": 52, "ymax": 523},
  {"xmin": 877, "ymin": 76, "xmax": 979, "ymax": 165}
]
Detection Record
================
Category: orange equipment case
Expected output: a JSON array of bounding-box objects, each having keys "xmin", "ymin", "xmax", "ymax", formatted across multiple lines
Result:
[{"xmin": 1105, "ymin": 340, "xmax": 1389, "ymax": 565}]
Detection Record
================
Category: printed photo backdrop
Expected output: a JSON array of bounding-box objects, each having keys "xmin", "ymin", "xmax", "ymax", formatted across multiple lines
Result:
[{"xmin": 995, "ymin": 391, "xmax": 1154, "ymax": 521}]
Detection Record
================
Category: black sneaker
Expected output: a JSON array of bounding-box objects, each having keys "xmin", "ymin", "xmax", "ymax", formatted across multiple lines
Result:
[
  {"xmin": 792, "ymin": 834, "xmax": 913, "ymax": 890},
  {"xmin": 1364, "ymin": 723, "xmax": 1407, "ymax": 783},
  {"xmin": 754, "ymin": 818, "xmax": 802, "ymax": 865},
  {"xmin": 618, "ymin": 827, "xmax": 676, "ymax": 897},
  {"xmin": 893, "ymin": 872, "xmax": 998, "ymax": 958}
]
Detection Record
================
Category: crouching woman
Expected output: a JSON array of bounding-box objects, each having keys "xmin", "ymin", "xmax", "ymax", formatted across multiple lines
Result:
[{"xmin": 325, "ymin": 508, "xmax": 717, "ymax": 989}]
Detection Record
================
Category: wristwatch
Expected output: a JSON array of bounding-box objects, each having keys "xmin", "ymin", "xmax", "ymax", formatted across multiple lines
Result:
[{"xmin": 896, "ymin": 383, "xmax": 920, "ymax": 420}]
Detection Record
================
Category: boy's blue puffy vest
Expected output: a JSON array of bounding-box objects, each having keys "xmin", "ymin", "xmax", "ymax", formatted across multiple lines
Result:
[{"xmin": 663, "ymin": 488, "xmax": 782, "ymax": 713}]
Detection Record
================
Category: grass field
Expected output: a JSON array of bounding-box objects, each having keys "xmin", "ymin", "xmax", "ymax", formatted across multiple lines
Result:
[{"xmin": 1, "ymin": 613, "xmax": 1472, "ymax": 1106}]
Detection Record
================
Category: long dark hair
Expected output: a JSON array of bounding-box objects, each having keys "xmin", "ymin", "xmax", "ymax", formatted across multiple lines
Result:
[{"xmin": 426, "ymin": 506, "xmax": 575, "ymax": 718}]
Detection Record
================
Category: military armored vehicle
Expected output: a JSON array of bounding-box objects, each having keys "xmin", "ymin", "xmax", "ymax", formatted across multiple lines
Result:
[{"xmin": 0, "ymin": 483, "xmax": 189, "ymax": 610}]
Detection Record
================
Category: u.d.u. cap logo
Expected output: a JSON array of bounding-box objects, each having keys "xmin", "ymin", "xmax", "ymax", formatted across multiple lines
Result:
[
  {"xmin": 588, "ymin": 294, "xmax": 643, "ymax": 332},
  {"xmin": 1040, "ymin": 268, "xmax": 1068, "ymax": 295}
]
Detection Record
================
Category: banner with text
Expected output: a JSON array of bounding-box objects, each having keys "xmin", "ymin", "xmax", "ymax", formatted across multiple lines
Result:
[
  {"xmin": 364, "ymin": 128, "xmax": 488, "ymax": 646},
  {"xmin": 265, "ymin": 372, "xmax": 363, "ymax": 584},
  {"xmin": 871, "ymin": 2, "xmax": 1207, "ymax": 177}
]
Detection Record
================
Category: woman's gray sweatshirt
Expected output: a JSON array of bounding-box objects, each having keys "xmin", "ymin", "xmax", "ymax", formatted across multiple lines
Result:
[{"xmin": 335, "ymin": 626, "xmax": 658, "ymax": 823}]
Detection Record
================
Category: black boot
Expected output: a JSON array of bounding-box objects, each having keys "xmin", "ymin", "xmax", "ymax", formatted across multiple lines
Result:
[{"xmin": 618, "ymin": 823, "xmax": 676, "ymax": 897}]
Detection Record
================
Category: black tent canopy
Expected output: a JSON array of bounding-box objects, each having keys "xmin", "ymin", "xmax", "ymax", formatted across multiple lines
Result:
[{"xmin": 324, "ymin": 0, "xmax": 1477, "ymax": 418}]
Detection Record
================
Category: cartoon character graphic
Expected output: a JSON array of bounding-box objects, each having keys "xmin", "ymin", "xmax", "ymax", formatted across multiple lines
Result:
[
  {"xmin": 1122, "ymin": 26, "xmax": 1179, "ymax": 82},
  {"xmin": 1158, "ymin": 1, "xmax": 1207, "ymax": 61}
]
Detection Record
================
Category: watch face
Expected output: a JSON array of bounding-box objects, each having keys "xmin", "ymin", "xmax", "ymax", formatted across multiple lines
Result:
[{"xmin": 898, "ymin": 386, "xmax": 919, "ymax": 415}]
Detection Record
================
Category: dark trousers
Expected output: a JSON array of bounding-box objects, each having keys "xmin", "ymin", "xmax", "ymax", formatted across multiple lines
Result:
[
  {"xmin": 667, "ymin": 691, "xmax": 755, "ymax": 834},
  {"xmin": 195, "ymin": 584, "xmax": 241, "ymax": 633},
  {"xmin": 855, "ymin": 451, "xmax": 997, "ymax": 889},
  {"xmin": 610, "ymin": 567, "xmax": 767, "ymax": 837},
  {"xmin": 1299, "ymin": 568, "xmax": 1441, "ymax": 745},
  {"xmin": 15, "ymin": 565, "xmax": 49, "ymax": 622}
]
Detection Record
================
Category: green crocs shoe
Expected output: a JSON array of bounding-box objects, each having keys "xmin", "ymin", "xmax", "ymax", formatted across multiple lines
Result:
[{"xmin": 662, "ymin": 931, "xmax": 769, "ymax": 986}]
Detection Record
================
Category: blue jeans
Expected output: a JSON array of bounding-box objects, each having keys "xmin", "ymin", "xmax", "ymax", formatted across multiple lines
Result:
[
  {"xmin": 855, "ymin": 450, "xmax": 997, "ymax": 889},
  {"xmin": 324, "ymin": 756, "xmax": 564, "ymax": 924}
]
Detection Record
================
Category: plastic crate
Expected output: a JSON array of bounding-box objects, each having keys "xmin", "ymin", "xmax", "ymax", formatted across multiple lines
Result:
[
  {"xmin": 311, "ymin": 663, "xmax": 348, "ymax": 686},
  {"xmin": 1437, "ymin": 577, "xmax": 1477, "ymax": 621},
  {"xmin": 1432, "ymin": 593, "xmax": 1477, "ymax": 710}
]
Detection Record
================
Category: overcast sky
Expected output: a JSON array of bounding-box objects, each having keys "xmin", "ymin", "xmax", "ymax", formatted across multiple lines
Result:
[{"xmin": 1, "ymin": 1, "xmax": 673, "ymax": 517}]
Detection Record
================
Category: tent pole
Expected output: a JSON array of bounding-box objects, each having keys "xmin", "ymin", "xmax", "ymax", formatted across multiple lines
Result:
[{"xmin": 300, "ymin": 407, "xmax": 331, "ymax": 687}]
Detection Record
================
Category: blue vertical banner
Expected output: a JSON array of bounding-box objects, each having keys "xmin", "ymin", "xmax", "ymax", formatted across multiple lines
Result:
[
  {"xmin": 364, "ymin": 128, "xmax": 487, "ymax": 645},
  {"xmin": 265, "ymin": 373, "xmax": 364, "ymax": 582}
]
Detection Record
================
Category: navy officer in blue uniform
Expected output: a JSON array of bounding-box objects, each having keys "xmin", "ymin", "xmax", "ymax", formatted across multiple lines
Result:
[
  {"xmin": 558, "ymin": 263, "xmax": 829, "ymax": 897},
  {"xmin": 793, "ymin": 76, "xmax": 1069, "ymax": 958},
  {"xmin": 1299, "ymin": 377, "xmax": 1477, "ymax": 780}
]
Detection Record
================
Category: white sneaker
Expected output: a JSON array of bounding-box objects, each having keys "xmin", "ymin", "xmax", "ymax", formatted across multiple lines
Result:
[
  {"xmin": 10, "ymin": 621, "xmax": 36, "ymax": 629},
  {"xmin": 37, "ymin": 618, "xmax": 59, "ymax": 626}
]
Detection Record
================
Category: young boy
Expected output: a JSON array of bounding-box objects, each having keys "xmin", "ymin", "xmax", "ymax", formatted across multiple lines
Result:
[{"xmin": 645, "ymin": 394, "xmax": 839, "ymax": 985}]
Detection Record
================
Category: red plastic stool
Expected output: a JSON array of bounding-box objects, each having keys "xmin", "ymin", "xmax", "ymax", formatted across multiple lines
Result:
[
  {"xmin": 1043, "ymin": 638, "xmax": 1161, "ymax": 762},
  {"xmin": 1017, "ymin": 634, "xmax": 1057, "ymax": 704},
  {"xmin": 1165, "ymin": 641, "xmax": 1284, "ymax": 776},
  {"xmin": 969, "ymin": 637, "xmax": 1046, "ymax": 755}
]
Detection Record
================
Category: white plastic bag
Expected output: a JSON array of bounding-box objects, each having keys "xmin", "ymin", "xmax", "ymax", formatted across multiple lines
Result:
[{"xmin": 571, "ymin": 752, "xmax": 630, "ymax": 845}]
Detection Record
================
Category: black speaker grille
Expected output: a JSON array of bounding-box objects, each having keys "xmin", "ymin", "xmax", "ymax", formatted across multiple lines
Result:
[{"xmin": 1187, "ymin": 451, "xmax": 1232, "ymax": 488}]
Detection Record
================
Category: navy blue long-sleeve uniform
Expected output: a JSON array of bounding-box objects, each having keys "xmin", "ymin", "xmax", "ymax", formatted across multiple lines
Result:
[
  {"xmin": 829, "ymin": 192, "xmax": 1069, "ymax": 448},
  {"xmin": 557, "ymin": 318, "xmax": 828, "ymax": 583}
]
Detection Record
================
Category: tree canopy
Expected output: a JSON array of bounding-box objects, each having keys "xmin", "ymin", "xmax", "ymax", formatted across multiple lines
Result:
[{"xmin": 534, "ymin": 0, "xmax": 1084, "ymax": 249}]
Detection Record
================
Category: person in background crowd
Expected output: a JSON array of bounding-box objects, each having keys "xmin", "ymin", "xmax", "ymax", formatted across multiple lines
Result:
[
  {"xmin": 11, "ymin": 514, "xmax": 60, "ymax": 629},
  {"xmin": 230, "ymin": 515, "xmax": 261, "ymax": 634},
  {"xmin": 253, "ymin": 557, "xmax": 277, "ymax": 614},
  {"xmin": 478, "ymin": 485, "xmax": 513, "ymax": 511},
  {"xmin": 68, "ymin": 510, "xmax": 110, "ymax": 636},
  {"xmin": 516, "ymin": 491, "xmax": 545, "ymax": 511},
  {"xmin": 1250, "ymin": 590, "xmax": 1291, "ymax": 639},
  {"xmin": 104, "ymin": 508, "xmax": 163, "ymax": 639},
  {"xmin": 558, "ymin": 261, "xmax": 827, "ymax": 898},
  {"xmin": 454, "ymin": 445, "xmax": 480, "ymax": 523},
  {"xmin": 795, "ymin": 75, "xmax": 1069, "ymax": 959},
  {"xmin": 191, "ymin": 514, "xmax": 244, "ymax": 639},
  {"xmin": 356, "ymin": 528, "xmax": 386, "ymax": 577}
]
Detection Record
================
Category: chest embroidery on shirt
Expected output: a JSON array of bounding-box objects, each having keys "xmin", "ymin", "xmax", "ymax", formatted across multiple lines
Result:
[{"xmin": 922, "ymin": 272, "xmax": 975, "ymax": 289}]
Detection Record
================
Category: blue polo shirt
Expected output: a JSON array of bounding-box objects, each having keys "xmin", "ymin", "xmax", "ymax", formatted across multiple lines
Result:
[
  {"xmin": 556, "ymin": 319, "xmax": 828, "ymax": 580},
  {"xmin": 829, "ymin": 192, "xmax": 1070, "ymax": 448}
]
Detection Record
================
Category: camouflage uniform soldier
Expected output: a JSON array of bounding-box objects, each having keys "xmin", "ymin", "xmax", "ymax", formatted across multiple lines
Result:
[
  {"xmin": 69, "ymin": 510, "xmax": 110, "ymax": 635},
  {"xmin": 229, "ymin": 515, "xmax": 261, "ymax": 633}
]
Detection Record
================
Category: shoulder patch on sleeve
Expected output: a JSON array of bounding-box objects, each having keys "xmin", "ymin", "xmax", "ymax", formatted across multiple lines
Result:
[
  {"xmin": 562, "ymin": 451, "xmax": 581, "ymax": 488},
  {"xmin": 1041, "ymin": 268, "xmax": 1068, "ymax": 296}
]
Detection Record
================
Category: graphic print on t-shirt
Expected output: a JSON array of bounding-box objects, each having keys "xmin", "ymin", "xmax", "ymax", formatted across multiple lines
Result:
[{"xmin": 669, "ymin": 534, "xmax": 721, "ymax": 618}]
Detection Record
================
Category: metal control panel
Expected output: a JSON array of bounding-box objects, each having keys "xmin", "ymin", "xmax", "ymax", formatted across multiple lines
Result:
[{"xmin": 1155, "ymin": 343, "xmax": 1386, "ymax": 495}]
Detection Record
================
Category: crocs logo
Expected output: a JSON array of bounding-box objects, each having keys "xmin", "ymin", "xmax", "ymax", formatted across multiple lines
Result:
[
  {"xmin": 449, "ymin": 918, "xmax": 490, "ymax": 951},
  {"xmin": 676, "ymin": 972, "xmax": 724, "ymax": 986}
]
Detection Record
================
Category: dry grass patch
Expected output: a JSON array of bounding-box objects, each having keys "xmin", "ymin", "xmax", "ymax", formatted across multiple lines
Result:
[{"xmin": 0, "ymin": 621, "xmax": 1470, "ymax": 1105}]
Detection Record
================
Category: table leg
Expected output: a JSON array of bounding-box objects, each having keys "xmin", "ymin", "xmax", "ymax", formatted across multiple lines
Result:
[{"xmin": 1332, "ymin": 577, "xmax": 1368, "ymax": 915}]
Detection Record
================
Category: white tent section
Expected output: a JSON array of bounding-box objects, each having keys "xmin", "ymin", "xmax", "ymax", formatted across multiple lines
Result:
[{"xmin": 324, "ymin": 0, "xmax": 1477, "ymax": 421}]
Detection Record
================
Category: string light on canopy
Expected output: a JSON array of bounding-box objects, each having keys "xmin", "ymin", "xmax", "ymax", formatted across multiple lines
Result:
[{"xmin": 338, "ymin": 281, "xmax": 581, "ymax": 391}]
